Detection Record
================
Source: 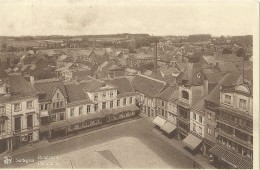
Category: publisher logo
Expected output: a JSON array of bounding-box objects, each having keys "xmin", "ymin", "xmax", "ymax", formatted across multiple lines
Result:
[{"xmin": 3, "ymin": 155, "xmax": 12, "ymax": 165}]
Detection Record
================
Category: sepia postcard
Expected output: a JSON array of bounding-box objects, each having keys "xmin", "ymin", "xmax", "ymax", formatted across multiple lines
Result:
[{"xmin": 0, "ymin": 0, "xmax": 259, "ymax": 169}]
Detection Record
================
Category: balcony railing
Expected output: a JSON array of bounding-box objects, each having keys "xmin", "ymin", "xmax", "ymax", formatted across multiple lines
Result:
[
  {"xmin": 217, "ymin": 116, "xmax": 253, "ymax": 134},
  {"xmin": 216, "ymin": 128, "xmax": 253, "ymax": 149}
]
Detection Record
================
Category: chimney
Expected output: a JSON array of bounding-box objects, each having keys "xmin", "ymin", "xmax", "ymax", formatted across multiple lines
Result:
[
  {"xmin": 30, "ymin": 76, "xmax": 34, "ymax": 86},
  {"xmin": 154, "ymin": 42, "xmax": 158, "ymax": 75}
]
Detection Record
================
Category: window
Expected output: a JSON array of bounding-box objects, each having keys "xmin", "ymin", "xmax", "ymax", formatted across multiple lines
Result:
[
  {"xmin": 224, "ymin": 95, "xmax": 231, "ymax": 104},
  {"xmin": 123, "ymin": 98, "xmax": 126, "ymax": 106},
  {"xmin": 162, "ymin": 101, "xmax": 164, "ymax": 107},
  {"xmin": 40, "ymin": 104, "xmax": 44, "ymax": 111},
  {"xmin": 162, "ymin": 109, "xmax": 165, "ymax": 116},
  {"xmin": 27, "ymin": 101, "xmax": 33, "ymax": 109},
  {"xmin": 79, "ymin": 106, "xmax": 83, "ymax": 115},
  {"xmin": 193, "ymin": 113, "xmax": 196, "ymax": 120},
  {"xmin": 0, "ymin": 106, "xmax": 5, "ymax": 113},
  {"xmin": 60, "ymin": 101, "xmax": 64, "ymax": 108},
  {"xmin": 94, "ymin": 94, "xmax": 98, "ymax": 101},
  {"xmin": 0, "ymin": 122, "xmax": 5, "ymax": 134},
  {"xmin": 130, "ymin": 97, "xmax": 133, "ymax": 104},
  {"xmin": 45, "ymin": 104, "xmax": 48, "ymax": 110},
  {"xmin": 199, "ymin": 116, "xmax": 202, "ymax": 123},
  {"xmin": 110, "ymin": 91, "xmax": 113, "ymax": 98},
  {"xmin": 239, "ymin": 99, "xmax": 247, "ymax": 110},
  {"xmin": 27, "ymin": 115, "xmax": 33, "ymax": 128},
  {"xmin": 110, "ymin": 101, "xmax": 113, "ymax": 108},
  {"xmin": 94, "ymin": 104, "xmax": 98, "ymax": 112},
  {"xmin": 102, "ymin": 92, "xmax": 106, "ymax": 99},
  {"xmin": 199, "ymin": 126, "xmax": 202, "ymax": 135},
  {"xmin": 28, "ymin": 133, "xmax": 33, "ymax": 142},
  {"xmin": 60, "ymin": 113, "xmax": 64, "ymax": 121},
  {"xmin": 193, "ymin": 123, "xmax": 196, "ymax": 132},
  {"xmin": 182, "ymin": 91, "xmax": 189, "ymax": 100},
  {"xmin": 51, "ymin": 114, "xmax": 56, "ymax": 122},
  {"xmin": 102, "ymin": 102, "xmax": 106, "ymax": 109},
  {"xmin": 14, "ymin": 117, "xmax": 21, "ymax": 131},
  {"xmin": 53, "ymin": 103, "xmax": 56, "ymax": 109},
  {"xmin": 87, "ymin": 105, "xmax": 91, "ymax": 113},
  {"xmin": 56, "ymin": 102, "xmax": 60, "ymax": 108},
  {"xmin": 57, "ymin": 93, "xmax": 60, "ymax": 99},
  {"xmin": 70, "ymin": 108, "xmax": 75, "ymax": 117},
  {"xmin": 207, "ymin": 127, "xmax": 212, "ymax": 136},
  {"xmin": 208, "ymin": 113, "xmax": 212, "ymax": 120},
  {"xmin": 14, "ymin": 103, "xmax": 21, "ymax": 111},
  {"xmin": 117, "ymin": 100, "xmax": 120, "ymax": 107}
]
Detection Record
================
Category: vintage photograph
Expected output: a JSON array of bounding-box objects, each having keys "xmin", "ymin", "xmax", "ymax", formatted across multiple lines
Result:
[{"xmin": 0, "ymin": 0, "xmax": 258, "ymax": 169}]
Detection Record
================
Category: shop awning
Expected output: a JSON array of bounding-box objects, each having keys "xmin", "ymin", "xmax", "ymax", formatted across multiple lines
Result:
[
  {"xmin": 209, "ymin": 144, "xmax": 253, "ymax": 169},
  {"xmin": 161, "ymin": 122, "xmax": 177, "ymax": 134},
  {"xmin": 51, "ymin": 121, "xmax": 69, "ymax": 130},
  {"xmin": 102, "ymin": 105, "xmax": 139, "ymax": 116},
  {"xmin": 40, "ymin": 110, "xmax": 49, "ymax": 117},
  {"xmin": 67, "ymin": 113, "xmax": 104, "ymax": 125},
  {"xmin": 152, "ymin": 116, "xmax": 166, "ymax": 127},
  {"xmin": 183, "ymin": 133, "xmax": 202, "ymax": 150}
]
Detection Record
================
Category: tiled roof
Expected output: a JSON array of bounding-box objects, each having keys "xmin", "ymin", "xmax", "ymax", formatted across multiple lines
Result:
[
  {"xmin": 108, "ymin": 64, "xmax": 122, "ymax": 71},
  {"xmin": 105, "ymin": 77, "xmax": 134, "ymax": 94},
  {"xmin": 175, "ymin": 62, "xmax": 188, "ymax": 71},
  {"xmin": 131, "ymin": 74, "xmax": 168, "ymax": 97},
  {"xmin": 191, "ymin": 96, "xmax": 207, "ymax": 114},
  {"xmin": 159, "ymin": 67, "xmax": 180, "ymax": 76},
  {"xmin": 65, "ymin": 83, "xmax": 92, "ymax": 104},
  {"xmin": 34, "ymin": 78, "xmax": 67, "ymax": 101},
  {"xmin": 203, "ymin": 55, "xmax": 215, "ymax": 65},
  {"xmin": 8, "ymin": 74, "xmax": 36, "ymax": 96},
  {"xmin": 217, "ymin": 62, "xmax": 239, "ymax": 73},
  {"xmin": 81, "ymin": 79, "xmax": 117, "ymax": 92},
  {"xmin": 214, "ymin": 53, "xmax": 243, "ymax": 63},
  {"xmin": 205, "ymin": 73, "xmax": 241, "ymax": 104},
  {"xmin": 202, "ymin": 68, "xmax": 223, "ymax": 83},
  {"xmin": 157, "ymin": 85, "xmax": 178, "ymax": 101}
]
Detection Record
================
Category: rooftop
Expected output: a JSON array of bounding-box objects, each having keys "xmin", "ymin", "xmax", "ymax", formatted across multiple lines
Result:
[{"xmin": 131, "ymin": 74, "xmax": 168, "ymax": 97}]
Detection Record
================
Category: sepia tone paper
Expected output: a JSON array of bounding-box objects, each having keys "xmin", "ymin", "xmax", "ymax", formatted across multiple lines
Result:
[{"xmin": 0, "ymin": 0, "xmax": 259, "ymax": 169}]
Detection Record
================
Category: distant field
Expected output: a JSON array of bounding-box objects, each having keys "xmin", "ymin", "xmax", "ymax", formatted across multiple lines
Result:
[
  {"xmin": 3, "ymin": 40, "xmax": 40, "ymax": 47},
  {"xmin": 88, "ymin": 37, "xmax": 128, "ymax": 42}
]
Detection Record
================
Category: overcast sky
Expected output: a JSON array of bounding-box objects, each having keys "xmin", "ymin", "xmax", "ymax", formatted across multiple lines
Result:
[{"xmin": 0, "ymin": 0, "xmax": 257, "ymax": 36}]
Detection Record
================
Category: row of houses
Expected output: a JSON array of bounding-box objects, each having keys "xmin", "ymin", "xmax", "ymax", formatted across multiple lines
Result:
[
  {"xmin": 130, "ymin": 57, "xmax": 253, "ymax": 169},
  {"xmin": 0, "ymin": 74, "xmax": 139, "ymax": 153}
]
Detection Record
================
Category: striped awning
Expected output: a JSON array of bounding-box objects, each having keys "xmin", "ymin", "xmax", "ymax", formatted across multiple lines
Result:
[
  {"xmin": 183, "ymin": 133, "xmax": 202, "ymax": 150},
  {"xmin": 209, "ymin": 144, "xmax": 253, "ymax": 169},
  {"xmin": 161, "ymin": 122, "xmax": 177, "ymax": 134},
  {"xmin": 152, "ymin": 116, "xmax": 166, "ymax": 127}
]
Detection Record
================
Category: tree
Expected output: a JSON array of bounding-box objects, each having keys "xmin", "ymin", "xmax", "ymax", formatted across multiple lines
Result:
[
  {"xmin": 222, "ymin": 48, "xmax": 232, "ymax": 54},
  {"xmin": 1, "ymin": 43, "xmax": 7, "ymax": 51},
  {"xmin": 236, "ymin": 48, "xmax": 246, "ymax": 58}
]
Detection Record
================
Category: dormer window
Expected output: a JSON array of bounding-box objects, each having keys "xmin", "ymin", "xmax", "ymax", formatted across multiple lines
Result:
[
  {"xmin": 224, "ymin": 95, "xmax": 231, "ymax": 104},
  {"xmin": 182, "ymin": 91, "xmax": 189, "ymax": 100},
  {"xmin": 239, "ymin": 99, "xmax": 247, "ymax": 110}
]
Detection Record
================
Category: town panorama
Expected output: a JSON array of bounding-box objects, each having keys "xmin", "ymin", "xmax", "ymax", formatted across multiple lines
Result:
[{"xmin": 0, "ymin": 33, "xmax": 254, "ymax": 169}]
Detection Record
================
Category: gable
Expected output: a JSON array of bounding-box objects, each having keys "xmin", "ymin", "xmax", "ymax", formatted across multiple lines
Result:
[{"xmin": 52, "ymin": 88, "xmax": 65, "ymax": 102}]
